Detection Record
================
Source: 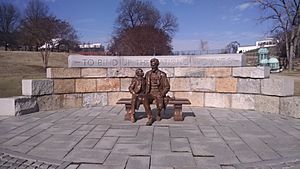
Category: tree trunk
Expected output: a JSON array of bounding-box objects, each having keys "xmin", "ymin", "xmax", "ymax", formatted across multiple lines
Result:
[
  {"xmin": 41, "ymin": 49, "xmax": 50, "ymax": 71},
  {"xmin": 44, "ymin": 50, "xmax": 49, "ymax": 70},
  {"xmin": 295, "ymin": 25, "xmax": 300, "ymax": 58},
  {"xmin": 285, "ymin": 33, "xmax": 291, "ymax": 71},
  {"xmin": 290, "ymin": 42, "xmax": 294, "ymax": 71}
]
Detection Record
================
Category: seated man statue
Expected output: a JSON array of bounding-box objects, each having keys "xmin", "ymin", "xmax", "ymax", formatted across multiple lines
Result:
[
  {"xmin": 128, "ymin": 68, "xmax": 146, "ymax": 123},
  {"xmin": 143, "ymin": 58, "xmax": 170, "ymax": 125}
]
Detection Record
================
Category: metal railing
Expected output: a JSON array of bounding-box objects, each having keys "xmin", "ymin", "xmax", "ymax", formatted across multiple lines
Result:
[{"xmin": 172, "ymin": 49, "xmax": 228, "ymax": 55}]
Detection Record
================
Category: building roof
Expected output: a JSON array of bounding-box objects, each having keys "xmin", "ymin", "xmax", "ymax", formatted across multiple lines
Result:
[{"xmin": 258, "ymin": 48, "xmax": 269, "ymax": 54}]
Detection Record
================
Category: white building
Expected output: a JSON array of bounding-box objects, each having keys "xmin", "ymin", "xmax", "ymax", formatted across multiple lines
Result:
[
  {"xmin": 79, "ymin": 43, "xmax": 102, "ymax": 49},
  {"xmin": 237, "ymin": 38, "xmax": 278, "ymax": 53},
  {"xmin": 39, "ymin": 38, "xmax": 61, "ymax": 49}
]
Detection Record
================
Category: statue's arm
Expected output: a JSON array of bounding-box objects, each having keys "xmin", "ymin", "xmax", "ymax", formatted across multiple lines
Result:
[
  {"xmin": 128, "ymin": 79, "xmax": 136, "ymax": 95},
  {"xmin": 161, "ymin": 73, "xmax": 170, "ymax": 96},
  {"xmin": 145, "ymin": 72, "xmax": 150, "ymax": 94}
]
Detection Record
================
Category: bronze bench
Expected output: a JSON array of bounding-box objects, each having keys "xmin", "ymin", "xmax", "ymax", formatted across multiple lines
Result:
[{"xmin": 116, "ymin": 98, "xmax": 191, "ymax": 121}]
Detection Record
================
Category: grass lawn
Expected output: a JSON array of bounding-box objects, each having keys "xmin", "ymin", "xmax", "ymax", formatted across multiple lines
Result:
[
  {"xmin": 0, "ymin": 51, "xmax": 299, "ymax": 97},
  {"xmin": 0, "ymin": 51, "xmax": 68, "ymax": 97}
]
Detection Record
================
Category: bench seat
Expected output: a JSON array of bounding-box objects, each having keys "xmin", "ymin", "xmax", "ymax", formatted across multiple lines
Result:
[{"xmin": 116, "ymin": 98, "xmax": 191, "ymax": 121}]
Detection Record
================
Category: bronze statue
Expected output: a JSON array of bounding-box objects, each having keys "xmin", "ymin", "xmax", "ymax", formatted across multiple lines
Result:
[
  {"xmin": 128, "ymin": 58, "xmax": 170, "ymax": 126},
  {"xmin": 143, "ymin": 58, "xmax": 170, "ymax": 124},
  {"xmin": 128, "ymin": 68, "xmax": 146, "ymax": 123}
]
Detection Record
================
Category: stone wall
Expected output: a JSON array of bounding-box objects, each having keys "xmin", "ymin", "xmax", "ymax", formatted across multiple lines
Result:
[
  {"xmin": 0, "ymin": 54, "xmax": 299, "ymax": 119},
  {"xmin": 19, "ymin": 66, "xmax": 298, "ymax": 118}
]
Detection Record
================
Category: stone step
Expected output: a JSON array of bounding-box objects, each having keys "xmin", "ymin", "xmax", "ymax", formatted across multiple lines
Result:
[{"xmin": 0, "ymin": 96, "xmax": 38, "ymax": 116}]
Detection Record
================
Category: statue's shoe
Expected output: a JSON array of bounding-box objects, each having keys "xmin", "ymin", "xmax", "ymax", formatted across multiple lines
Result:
[
  {"xmin": 156, "ymin": 116, "xmax": 161, "ymax": 121},
  {"xmin": 146, "ymin": 118, "xmax": 153, "ymax": 126},
  {"xmin": 130, "ymin": 116, "xmax": 136, "ymax": 123}
]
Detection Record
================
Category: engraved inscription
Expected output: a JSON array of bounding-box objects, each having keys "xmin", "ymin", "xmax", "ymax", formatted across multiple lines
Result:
[{"xmin": 68, "ymin": 54, "xmax": 245, "ymax": 68}]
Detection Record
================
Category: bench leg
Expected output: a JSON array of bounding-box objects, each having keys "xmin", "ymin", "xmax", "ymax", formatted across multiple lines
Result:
[
  {"xmin": 173, "ymin": 104, "xmax": 183, "ymax": 121},
  {"xmin": 124, "ymin": 104, "xmax": 131, "ymax": 121}
]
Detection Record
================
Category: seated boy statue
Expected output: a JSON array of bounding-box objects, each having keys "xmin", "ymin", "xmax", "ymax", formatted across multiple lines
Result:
[{"xmin": 128, "ymin": 68, "xmax": 147, "ymax": 123}]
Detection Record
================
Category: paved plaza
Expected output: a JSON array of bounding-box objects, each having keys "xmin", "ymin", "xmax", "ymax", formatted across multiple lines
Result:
[{"xmin": 0, "ymin": 106, "xmax": 300, "ymax": 169}]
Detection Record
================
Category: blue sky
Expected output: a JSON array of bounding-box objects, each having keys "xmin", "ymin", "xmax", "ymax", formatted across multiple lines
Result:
[{"xmin": 4, "ymin": 0, "xmax": 273, "ymax": 51}]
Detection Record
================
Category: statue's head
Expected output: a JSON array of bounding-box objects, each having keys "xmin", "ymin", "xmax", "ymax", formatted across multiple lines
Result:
[
  {"xmin": 150, "ymin": 58, "xmax": 159, "ymax": 70},
  {"xmin": 135, "ymin": 68, "xmax": 144, "ymax": 77}
]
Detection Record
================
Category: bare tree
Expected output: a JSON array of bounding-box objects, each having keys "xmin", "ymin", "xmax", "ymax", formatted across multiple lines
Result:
[
  {"xmin": 56, "ymin": 20, "xmax": 79, "ymax": 52},
  {"xmin": 19, "ymin": 0, "xmax": 78, "ymax": 69},
  {"xmin": 255, "ymin": 0, "xmax": 300, "ymax": 71},
  {"xmin": 225, "ymin": 41, "xmax": 240, "ymax": 53},
  {"xmin": 110, "ymin": 0, "xmax": 177, "ymax": 55},
  {"xmin": 200, "ymin": 40, "xmax": 209, "ymax": 53},
  {"xmin": 0, "ymin": 2, "xmax": 20, "ymax": 50},
  {"xmin": 116, "ymin": 0, "xmax": 160, "ymax": 29},
  {"xmin": 160, "ymin": 12, "xmax": 178, "ymax": 37},
  {"xmin": 19, "ymin": 0, "xmax": 50, "ymax": 51},
  {"xmin": 110, "ymin": 25, "xmax": 171, "ymax": 55}
]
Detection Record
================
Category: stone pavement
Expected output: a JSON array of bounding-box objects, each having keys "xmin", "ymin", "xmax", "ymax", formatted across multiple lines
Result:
[{"xmin": 0, "ymin": 106, "xmax": 300, "ymax": 169}]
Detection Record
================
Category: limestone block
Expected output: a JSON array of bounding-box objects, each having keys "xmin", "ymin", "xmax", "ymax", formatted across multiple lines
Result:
[
  {"xmin": 170, "ymin": 78, "xmax": 190, "ymax": 91},
  {"xmin": 190, "ymin": 53, "xmax": 246, "ymax": 67},
  {"xmin": 81, "ymin": 68, "xmax": 107, "ymax": 77},
  {"xmin": 174, "ymin": 68, "xmax": 205, "ymax": 77},
  {"xmin": 205, "ymin": 68, "xmax": 232, "ymax": 77},
  {"xmin": 190, "ymin": 78, "xmax": 215, "ymax": 92},
  {"xmin": 204, "ymin": 93, "xmax": 231, "ymax": 108},
  {"xmin": 37, "ymin": 95, "xmax": 62, "ymax": 111},
  {"xmin": 255, "ymin": 95, "xmax": 279, "ymax": 114},
  {"xmin": 121, "ymin": 55, "xmax": 190, "ymax": 67},
  {"xmin": 97, "ymin": 78, "xmax": 120, "ymax": 92},
  {"xmin": 232, "ymin": 67, "xmax": 270, "ymax": 78},
  {"xmin": 69, "ymin": 54, "xmax": 245, "ymax": 68},
  {"xmin": 280, "ymin": 96, "xmax": 300, "ymax": 118},
  {"xmin": 174, "ymin": 92, "xmax": 204, "ymax": 106},
  {"xmin": 108, "ymin": 92, "xmax": 131, "ymax": 105},
  {"xmin": 0, "ymin": 96, "xmax": 38, "ymax": 116},
  {"xmin": 75, "ymin": 79, "xmax": 97, "ymax": 93},
  {"xmin": 166, "ymin": 91, "xmax": 174, "ymax": 98},
  {"xmin": 53, "ymin": 79, "xmax": 75, "ymax": 94},
  {"xmin": 231, "ymin": 94, "xmax": 255, "ymax": 110},
  {"xmin": 261, "ymin": 78, "xmax": 294, "ymax": 96},
  {"xmin": 62, "ymin": 94, "xmax": 83, "ymax": 108},
  {"xmin": 159, "ymin": 68, "xmax": 174, "ymax": 78},
  {"xmin": 216, "ymin": 78, "xmax": 237, "ymax": 93},
  {"xmin": 0, "ymin": 98, "xmax": 16, "ymax": 116},
  {"xmin": 141, "ymin": 68, "xmax": 174, "ymax": 78},
  {"xmin": 69, "ymin": 55, "xmax": 120, "ymax": 67},
  {"xmin": 121, "ymin": 78, "xmax": 132, "ymax": 92},
  {"xmin": 22, "ymin": 79, "xmax": 53, "ymax": 96},
  {"xmin": 237, "ymin": 79, "xmax": 261, "ymax": 94},
  {"xmin": 107, "ymin": 68, "xmax": 136, "ymax": 77},
  {"xmin": 83, "ymin": 93, "xmax": 108, "ymax": 107},
  {"xmin": 46, "ymin": 68, "xmax": 81, "ymax": 79}
]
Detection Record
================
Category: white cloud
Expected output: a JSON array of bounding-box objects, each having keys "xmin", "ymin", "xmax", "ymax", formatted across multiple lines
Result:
[{"xmin": 235, "ymin": 2, "xmax": 257, "ymax": 11}]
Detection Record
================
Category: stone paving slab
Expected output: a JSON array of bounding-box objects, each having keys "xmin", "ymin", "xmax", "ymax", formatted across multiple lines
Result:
[
  {"xmin": 1, "ymin": 106, "xmax": 300, "ymax": 169},
  {"xmin": 0, "ymin": 148, "xmax": 70, "ymax": 169}
]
